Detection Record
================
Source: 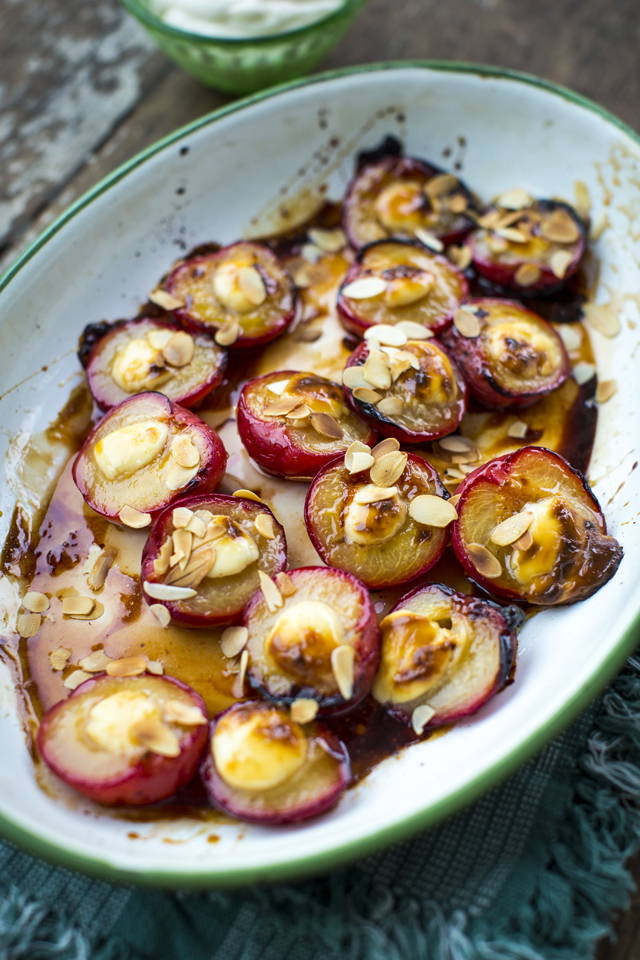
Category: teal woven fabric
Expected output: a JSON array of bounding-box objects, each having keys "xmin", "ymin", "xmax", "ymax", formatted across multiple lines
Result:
[{"xmin": 3, "ymin": 653, "xmax": 640, "ymax": 960}]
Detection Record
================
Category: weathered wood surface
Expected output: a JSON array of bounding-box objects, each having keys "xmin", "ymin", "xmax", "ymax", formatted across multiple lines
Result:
[{"xmin": 1, "ymin": 0, "xmax": 639, "ymax": 953}]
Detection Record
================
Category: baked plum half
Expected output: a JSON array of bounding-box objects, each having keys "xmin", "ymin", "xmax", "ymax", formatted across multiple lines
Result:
[
  {"xmin": 37, "ymin": 674, "xmax": 208, "ymax": 806},
  {"xmin": 73, "ymin": 392, "xmax": 227, "ymax": 526},
  {"xmin": 343, "ymin": 155, "xmax": 476, "ymax": 249},
  {"xmin": 84, "ymin": 317, "xmax": 226, "ymax": 411},
  {"xmin": 441, "ymin": 299, "xmax": 569, "ymax": 409},
  {"xmin": 343, "ymin": 338, "xmax": 467, "ymax": 443},
  {"xmin": 201, "ymin": 701, "xmax": 350, "ymax": 824},
  {"xmin": 469, "ymin": 198, "xmax": 586, "ymax": 293},
  {"xmin": 237, "ymin": 370, "xmax": 377, "ymax": 481},
  {"xmin": 337, "ymin": 240, "xmax": 468, "ymax": 339},
  {"xmin": 373, "ymin": 583, "xmax": 523, "ymax": 731},
  {"xmin": 141, "ymin": 494, "xmax": 287, "ymax": 627},
  {"xmin": 451, "ymin": 446, "xmax": 623, "ymax": 605},
  {"xmin": 244, "ymin": 566, "xmax": 380, "ymax": 715},
  {"xmin": 305, "ymin": 447, "xmax": 452, "ymax": 589},
  {"xmin": 166, "ymin": 242, "xmax": 296, "ymax": 348}
]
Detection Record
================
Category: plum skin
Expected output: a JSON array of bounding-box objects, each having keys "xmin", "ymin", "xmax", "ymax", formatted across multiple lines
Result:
[
  {"xmin": 243, "ymin": 566, "xmax": 381, "ymax": 716},
  {"xmin": 36, "ymin": 675, "xmax": 209, "ymax": 806}
]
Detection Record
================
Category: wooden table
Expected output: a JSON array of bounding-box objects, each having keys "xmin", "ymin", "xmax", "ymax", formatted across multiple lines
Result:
[{"xmin": 1, "ymin": 0, "xmax": 639, "ymax": 953}]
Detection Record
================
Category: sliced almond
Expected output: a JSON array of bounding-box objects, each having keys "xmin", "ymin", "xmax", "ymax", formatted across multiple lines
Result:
[
  {"xmin": 409, "ymin": 495, "xmax": 457, "ymax": 527},
  {"xmin": 596, "ymin": 379, "xmax": 617, "ymax": 403},
  {"xmin": 237, "ymin": 266, "xmax": 267, "ymax": 306},
  {"xmin": 376, "ymin": 397, "xmax": 404, "ymax": 417},
  {"xmin": 163, "ymin": 700, "xmax": 207, "ymax": 726},
  {"xmin": 119, "ymin": 505, "xmax": 152, "ymax": 529},
  {"xmin": 79, "ymin": 649, "xmax": 115, "ymax": 673},
  {"xmin": 171, "ymin": 435, "xmax": 200, "ymax": 469},
  {"xmin": 172, "ymin": 527, "xmax": 193, "ymax": 568},
  {"xmin": 232, "ymin": 648, "xmax": 250, "ymax": 699},
  {"xmin": 446, "ymin": 244, "xmax": 473, "ymax": 270},
  {"xmin": 453, "ymin": 309, "xmax": 481, "ymax": 338},
  {"xmin": 149, "ymin": 289, "xmax": 185, "ymax": 311},
  {"xmin": 290, "ymin": 698, "xmax": 319, "ymax": 724},
  {"xmin": 255, "ymin": 513, "xmax": 276, "ymax": 539},
  {"xmin": 149, "ymin": 603, "xmax": 171, "ymax": 627},
  {"xmin": 512, "ymin": 529, "xmax": 533, "ymax": 552},
  {"xmin": 62, "ymin": 596, "xmax": 95, "ymax": 617},
  {"xmin": 414, "ymin": 227, "xmax": 444, "ymax": 252},
  {"xmin": 263, "ymin": 397, "xmax": 301, "ymax": 417},
  {"xmin": 550, "ymin": 249, "xmax": 574, "ymax": 280},
  {"xmin": 106, "ymin": 656, "xmax": 148, "ymax": 678},
  {"xmin": 514, "ymin": 263, "xmax": 542, "ymax": 287},
  {"xmin": 307, "ymin": 227, "xmax": 346, "ymax": 253},
  {"xmin": 146, "ymin": 660, "xmax": 164, "ymax": 675},
  {"xmin": 186, "ymin": 514, "xmax": 207, "ymax": 538},
  {"xmin": 165, "ymin": 546, "xmax": 214, "ymax": 589},
  {"xmin": 507, "ymin": 420, "xmax": 529, "ymax": 439},
  {"xmin": 574, "ymin": 181, "xmax": 591, "ymax": 220},
  {"xmin": 439, "ymin": 435, "xmax": 475, "ymax": 453},
  {"xmin": 165, "ymin": 462, "xmax": 199, "ymax": 491},
  {"xmin": 496, "ymin": 227, "xmax": 528, "ymax": 243},
  {"xmin": 478, "ymin": 210, "xmax": 503, "ymax": 230},
  {"xmin": 233, "ymin": 489, "xmax": 265, "ymax": 504},
  {"xmin": 49, "ymin": 647, "xmax": 72, "ymax": 671},
  {"xmin": 467, "ymin": 543, "xmax": 503, "ymax": 578},
  {"xmin": 275, "ymin": 572, "xmax": 296, "ymax": 597},
  {"xmin": 309, "ymin": 412, "xmax": 343, "ymax": 439},
  {"xmin": 301, "ymin": 242, "xmax": 322, "ymax": 264},
  {"xmin": 258, "ymin": 570, "xmax": 283, "ymax": 613},
  {"xmin": 220, "ymin": 626, "xmax": 249, "ymax": 659},
  {"xmin": 87, "ymin": 549, "xmax": 116, "ymax": 592},
  {"xmin": 143, "ymin": 581, "xmax": 197, "ymax": 601},
  {"xmin": 424, "ymin": 173, "xmax": 459, "ymax": 199},
  {"xmin": 448, "ymin": 494, "xmax": 461, "ymax": 509},
  {"xmin": 172, "ymin": 506, "xmax": 194, "ymax": 528},
  {"xmin": 491, "ymin": 511, "xmax": 533, "ymax": 547},
  {"xmin": 411, "ymin": 703, "xmax": 436, "ymax": 735},
  {"xmin": 363, "ymin": 324, "xmax": 407, "ymax": 347},
  {"xmin": 153, "ymin": 538, "xmax": 173, "ymax": 577},
  {"xmin": 331, "ymin": 645, "xmax": 356, "ymax": 700},
  {"xmin": 267, "ymin": 379, "xmax": 290, "ymax": 396},
  {"xmin": 572, "ymin": 361, "xmax": 596, "ymax": 386},
  {"xmin": 392, "ymin": 357, "xmax": 415, "ymax": 380},
  {"xmin": 497, "ymin": 187, "xmax": 532, "ymax": 210},
  {"xmin": 344, "ymin": 440, "xmax": 373, "ymax": 471},
  {"xmin": 63, "ymin": 669, "xmax": 93, "ymax": 691},
  {"xmin": 557, "ymin": 325, "xmax": 582, "ymax": 352},
  {"xmin": 22, "ymin": 591, "xmax": 49, "ymax": 613},
  {"xmin": 448, "ymin": 194, "xmax": 468, "ymax": 213},
  {"xmin": 132, "ymin": 718, "xmax": 180, "ymax": 757},
  {"xmin": 540, "ymin": 210, "xmax": 580, "ymax": 244},
  {"xmin": 370, "ymin": 451, "xmax": 408, "ymax": 487},
  {"xmin": 285, "ymin": 403, "xmax": 311, "ymax": 421},
  {"xmin": 371, "ymin": 438, "xmax": 400, "ymax": 460},
  {"xmin": 363, "ymin": 354, "xmax": 392, "ymax": 390},
  {"xmin": 162, "ymin": 331, "xmax": 195, "ymax": 368},
  {"xmin": 353, "ymin": 387, "xmax": 383, "ymax": 405},
  {"xmin": 583, "ymin": 303, "xmax": 620, "ymax": 338},
  {"xmin": 354, "ymin": 484, "xmax": 397, "ymax": 505},
  {"xmin": 215, "ymin": 320, "xmax": 240, "ymax": 346},
  {"xmin": 342, "ymin": 366, "xmax": 371, "ymax": 391},
  {"xmin": 445, "ymin": 467, "xmax": 465, "ymax": 481},
  {"xmin": 451, "ymin": 450, "xmax": 478, "ymax": 465},
  {"xmin": 395, "ymin": 320, "xmax": 433, "ymax": 340},
  {"xmin": 341, "ymin": 277, "xmax": 387, "ymax": 300}
]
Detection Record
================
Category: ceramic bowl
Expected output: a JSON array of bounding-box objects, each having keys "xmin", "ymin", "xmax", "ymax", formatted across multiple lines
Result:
[{"xmin": 1, "ymin": 63, "xmax": 639, "ymax": 887}]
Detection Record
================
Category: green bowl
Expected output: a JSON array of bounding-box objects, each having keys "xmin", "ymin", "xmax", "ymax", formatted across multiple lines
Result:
[{"xmin": 120, "ymin": 0, "xmax": 368, "ymax": 95}]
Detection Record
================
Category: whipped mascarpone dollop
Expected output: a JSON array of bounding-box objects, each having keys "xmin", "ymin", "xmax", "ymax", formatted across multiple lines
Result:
[{"xmin": 147, "ymin": 0, "xmax": 346, "ymax": 38}]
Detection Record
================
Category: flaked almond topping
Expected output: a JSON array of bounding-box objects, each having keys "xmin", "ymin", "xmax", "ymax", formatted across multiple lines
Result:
[
  {"xmin": 165, "ymin": 546, "xmax": 214, "ymax": 589},
  {"xmin": 172, "ymin": 506, "xmax": 194, "ymax": 528},
  {"xmin": 275, "ymin": 572, "xmax": 296, "ymax": 597},
  {"xmin": 267, "ymin": 379, "xmax": 290, "ymax": 396},
  {"xmin": 458, "ymin": 463, "xmax": 477, "ymax": 475},
  {"xmin": 63, "ymin": 669, "xmax": 93, "ymax": 691},
  {"xmin": 550, "ymin": 250, "xmax": 574, "ymax": 279},
  {"xmin": 62, "ymin": 596, "xmax": 95, "ymax": 617},
  {"xmin": 514, "ymin": 263, "xmax": 542, "ymax": 287},
  {"xmin": 171, "ymin": 435, "xmax": 200, "ymax": 469},
  {"xmin": 294, "ymin": 267, "xmax": 315, "ymax": 289},
  {"xmin": 486, "ymin": 234, "xmax": 509, "ymax": 254},
  {"xmin": 354, "ymin": 484, "xmax": 398, "ymax": 504},
  {"xmin": 301, "ymin": 242, "xmax": 322, "ymax": 264},
  {"xmin": 144, "ymin": 581, "xmax": 198, "ymax": 601},
  {"xmin": 78, "ymin": 649, "xmax": 114, "ymax": 673},
  {"xmin": 497, "ymin": 187, "xmax": 532, "ymax": 210},
  {"xmin": 233, "ymin": 489, "xmax": 265, "ymax": 503},
  {"xmin": 263, "ymin": 396, "xmax": 302, "ymax": 417},
  {"xmin": 513, "ymin": 529, "xmax": 533, "ymax": 552},
  {"xmin": 23, "ymin": 591, "xmax": 49, "ymax": 613},
  {"xmin": 424, "ymin": 173, "xmax": 459, "ymax": 198},
  {"xmin": 583, "ymin": 303, "xmax": 620, "ymax": 338},
  {"xmin": 411, "ymin": 703, "xmax": 436, "ymax": 735},
  {"xmin": 255, "ymin": 513, "xmax": 276, "ymax": 539},
  {"xmin": 149, "ymin": 603, "xmax": 171, "ymax": 627},
  {"xmin": 309, "ymin": 412, "xmax": 344, "ymax": 439},
  {"xmin": 345, "ymin": 441, "xmax": 374, "ymax": 474},
  {"xmin": 87, "ymin": 549, "xmax": 116, "ymax": 592},
  {"xmin": 149, "ymin": 289, "xmax": 185, "ymax": 311},
  {"xmin": 540, "ymin": 210, "xmax": 580, "ymax": 244},
  {"xmin": 307, "ymin": 227, "xmax": 346, "ymax": 252},
  {"xmin": 165, "ymin": 462, "xmax": 199, "ymax": 491},
  {"xmin": 467, "ymin": 543, "xmax": 503, "ymax": 579},
  {"xmin": 215, "ymin": 320, "xmax": 240, "ymax": 346},
  {"xmin": 220, "ymin": 626, "xmax": 249, "ymax": 658},
  {"xmin": 285, "ymin": 403, "xmax": 311, "ymax": 421},
  {"xmin": 507, "ymin": 420, "xmax": 529, "ymax": 439},
  {"xmin": 363, "ymin": 353, "xmax": 392, "ymax": 390},
  {"xmin": 353, "ymin": 386, "xmax": 383, "ymax": 405},
  {"xmin": 448, "ymin": 493, "xmax": 461, "ymax": 509},
  {"xmin": 342, "ymin": 366, "xmax": 371, "ymax": 391},
  {"xmin": 574, "ymin": 181, "xmax": 591, "ymax": 219},
  {"xmin": 341, "ymin": 277, "xmax": 387, "ymax": 300},
  {"xmin": 147, "ymin": 660, "xmax": 164, "ymax": 675},
  {"xmin": 119, "ymin": 505, "xmax": 152, "ymax": 529},
  {"xmin": 163, "ymin": 700, "xmax": 207, "ymax": 726},
  {"xmin": 446, "ymin": 244, "xmax": 473, "ymax": 270},
  {"xmin": 370, "ymin": 451, "xmax": 408, "ymax": 487},
  {"xmin": 186, "ymin": 514, "xmax": 207, "ymax": 538},
  {"xmin": 290, "ymin": 698, "xmax": 319, "ymax": 724},
  {"xmin": 153, "ymin": 538, "xmax": 173, "ymax": 577},
  {"xmin": 162, "ymin": 331, "xmax": 195, "ymax": 368},
  {"xmin": 172, "ymin": 527, "xmax": 193, "ymax": 567},
  {"xmin": 444, "ymin": 467, "xmax": 465, "ymax": 481},
  {"xmin": 232, "ymin": 649, "xmax": 249, "ymax": 699},
  {"xmin": 371, "ymin": 437, "xmax": 400, "ymax": 459},
  {"xmin": 496, "ymin": 227, "xmax": 528, "ymax": 243},
  {"xmin": 414, "ymin": 227, "xmax": 444, "ymax": 252},
  {"xmin": 376, "ymin": 396, "xmax": 404, "ymax": 417},
  {"xmin": 258, "ymin": 570, "xmax": 283, "ymax": 613},
  {"xmin": 409, "ymin": 495, "xmax": 457, "ymax": 527},
  {"xmin": 132, "ymin": 718, "xmax": 180, "ymax": 757},
  {"xmin": 572, "ymin": 361, "xmax": 596, "ymax": 386},
  {"xmin": 557, "ymin": 325, "xmax": 582, "ymax": 352},
  {"xmin": 454, "ymin": 309, "xmax": 481, "ymax": 338},
  {"xmin": 491, "ymin": 511, "xmax": 533, "ymax": 547},
  {"xmin": 106, "ymin": 656, "xmax": 148, "ymax": 678},
  {"xmin": 448, "ymin": 194, "xmax": 468, "ymax": 213},
  {"xmin": 439, "ymin": 434, "xmax": 475, "ymax": 453},
  {"xmin": 49, "ymin": 647, "xmax": 72, "ymax": 671},
  {"xmin": 237, "ymin": 266, "xmax": 267, "ymax": 306},
  {"xmin": 395, "ymin": 320, "xmax": 433, "ymax": 340},
  {"xmin": 596, "ymin": 379, "xmax": 617, "ymax": 403},
  {"xmin": 331, "ymin": 645, "xmax": 356, "ymax": 700},
  {"xmin": 451, "ymin": 450, "xmax": 478, "ymax": 465},
  {"xmin": 363, "ymin": 324, "xmax": 408, "ymax": 347}
]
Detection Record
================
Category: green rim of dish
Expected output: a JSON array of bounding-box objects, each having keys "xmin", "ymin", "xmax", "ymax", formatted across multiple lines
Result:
[{"xmin": 1, "ymin": 60, "xmax": 639, "ymax": 888}]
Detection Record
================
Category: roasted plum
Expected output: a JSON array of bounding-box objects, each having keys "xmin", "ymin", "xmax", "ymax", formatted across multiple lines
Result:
[
  {"xmin": 373, "ymin": 583, "xmax": 523, "ymax": 731},
  {"xmin": 441, "ymin": 299, "xmax": 569, "ymax": 409},
  {"xmin": 469, "ymin": 196, "xmax": 587, "ymax": 293},
  {"xmin": 237, "ymin": 370, "xmax": 377, "ymax": 480},
  {"xmin": 451, "ymin": 446, "xmax": 623, "ymax": 605},
  {"xmin": 84, "ymin": 317, "xmax": 226, "ymax": 411},
  {"xmin": 343, "ymin": 155, "xmax": 476, "ymax": 250},
  {"xmin": 343, "ymin": 336, "xmax": 467, "ymax": 443},
  {"xmin": 243, "ymin": 566, "xmax": 380, "ymax": 714},
  {"xmin": 37, "ymin": 674, "xmax": 208, "ymax": 806},
  {"xmin": 337, "ymin": 240, "xmax": 468, "ymax": 339},
  {"xmin": 201, "ymin": 701, "xmax": 350, "ymax": 824},
  {"xmin": 141, "ymin": 494, "xmax": 287, "ymax": 627},
  {"xmin": 73, "ymin": 392, "xmax": 227, "ymax": 527},
  {"xmin": 305, "ymin": 446, "xmax": 453, "ymax": 589},
  {"xmin": 166, "ymin": 242, "xmax": 296, "ymax": 348}
]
